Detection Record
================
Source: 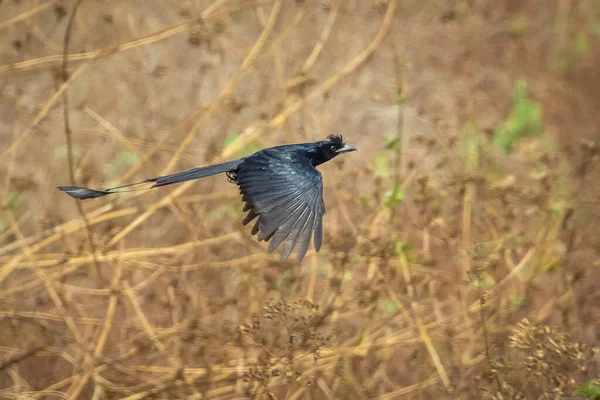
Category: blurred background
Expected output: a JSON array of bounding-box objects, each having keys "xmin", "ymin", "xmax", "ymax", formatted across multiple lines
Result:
[{"xmin": 1, "ymin": 0, "xmax": 599, "ymax": 398}]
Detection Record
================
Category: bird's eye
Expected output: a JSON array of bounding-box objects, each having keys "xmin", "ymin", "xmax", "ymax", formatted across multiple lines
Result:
[{"xmin": 330, "ymin": 144, "xmax": 337, "ymax": 151}]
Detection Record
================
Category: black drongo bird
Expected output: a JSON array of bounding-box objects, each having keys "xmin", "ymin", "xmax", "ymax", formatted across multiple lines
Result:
[{"xmin": 57, "ymin": 135, "xmax": 357, "ymax": 261}]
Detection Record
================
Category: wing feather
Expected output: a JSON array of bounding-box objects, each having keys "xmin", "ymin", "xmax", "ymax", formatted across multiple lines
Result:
[
  {"xmin": 256, "ymin": 190, "xmax": 309, "ymax": 241},
  {"xmin": 295, "ymin": 211, "xmax": 319, "ymax": 261},
  {"xmin": 270, "ymin": 205, "xmax": 310, "ymax": 256},
  {"xmin": 279, "ymin": 206, "xmax": 312, "ymax": 260},
  {"xmin": 314, "ymin": 218, "xmax": 323, "ymax": 252},
  {"xmin": 236, "ymin": 151, "xmax": 326, "ymax": 261}
]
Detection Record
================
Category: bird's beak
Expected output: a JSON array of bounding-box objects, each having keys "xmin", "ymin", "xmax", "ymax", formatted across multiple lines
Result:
[{"xmin": 337, "ymin": 144, "xmax": 357, "ymax": 153}]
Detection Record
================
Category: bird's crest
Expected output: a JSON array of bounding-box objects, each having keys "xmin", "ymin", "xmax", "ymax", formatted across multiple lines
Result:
[{"xmin": 327, "ymin": 134, "xmax": 345, "ymax": 147}]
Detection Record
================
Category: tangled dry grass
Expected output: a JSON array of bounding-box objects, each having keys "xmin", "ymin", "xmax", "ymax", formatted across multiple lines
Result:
[{"xmin": 0, "ymin": 0, "xmax": 599, "ymax": 399}]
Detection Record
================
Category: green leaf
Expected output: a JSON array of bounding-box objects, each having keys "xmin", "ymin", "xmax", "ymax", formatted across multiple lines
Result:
[
  {"xmin": 223, "ymin": 131, "xmax": 260, "ymax": 157},
  {"xmin": 317, "ymin": 262, "xmax": 329, "ymax": 276},
  {"xmin": 469, "ymin": 278, "xmax": 482, "ymax": 288},
  {"xmin": 208, "ymin": 205, "xmax": 234, "ymax": 220},
  {"xmin": 108, "ymin": 151, "xmax": 141, "ymax": 180},
  {"xmin": 379, "ymin": 299, "xmax": 398, "ymax": 314},
  {"xmin": 573, "ymin": 379, "xmax": 600, "ymax": 399},
  {"xmin": 374, "ymin": 155, "xmax": 390, "ymax": 178},
  {"xmin": 462, "ymin": 121, "xmax": 479, "ymax": 167},
  {"xmin": 6, "ymin": 191, "xmax": 24, "ymax": 208},
  {"xmin": 394, "ymin": 240, "xmax": 411, "ymax": 255},
  {"xmin": 384, "ymin": 186, "xmax": 404, "ymax": 208},
  {"xmin": 506, "ymin": 17, "xmax": 527, "ymax": 35},
  {"xmin": 384, "ymin": 137, "xmax": 399, "ymax": 150},
  {"xmin": 115, "ymin": 151, "xmax": 140, "ymax": 166},
  {"xmin": 242, "ymin": 142, "xmax": 261, "ymax": 157},
  {"xmin": 511, "ymin": 296, "xmax": 524, "ymax": 308},
  {"xmin": 550, "ymin": 200, "xmax": 566, "ymax": 220},
  {"xmin": 396, "ymin": 88, "xmax": 405, "ymax": 105},
  {"xmin": 223, "ymin": 131, "xmax": 240, "ymax": 150},
  {"xmin": 493, "ymin": 80, "xmax": 543, "ymax": 152},
  {"xmin": 573, "ymin": 32, "xmax": 589, "ymax": 57}
]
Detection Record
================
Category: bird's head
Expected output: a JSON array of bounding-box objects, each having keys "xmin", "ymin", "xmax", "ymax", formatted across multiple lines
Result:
[{"xmin": 310, "ymin": 134, "xmax": 357, "ymax": 166}]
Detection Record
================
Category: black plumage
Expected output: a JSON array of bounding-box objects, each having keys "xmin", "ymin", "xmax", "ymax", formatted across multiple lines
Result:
[{"xmin": 57, "ymin": 135, "xmax": 357, "ymax": 261}]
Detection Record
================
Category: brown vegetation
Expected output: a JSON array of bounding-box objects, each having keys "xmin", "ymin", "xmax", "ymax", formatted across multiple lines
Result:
[{"xmin": 0, "ymin": 0, "xmax": 599, "ymax": 399}]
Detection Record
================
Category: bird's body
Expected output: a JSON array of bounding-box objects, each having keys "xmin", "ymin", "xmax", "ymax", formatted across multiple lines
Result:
[{"xmin": 58, "ymin": 135, "xmax": 356, "ymax": 261}]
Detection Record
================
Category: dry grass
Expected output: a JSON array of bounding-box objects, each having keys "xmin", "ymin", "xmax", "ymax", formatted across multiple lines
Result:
[{"xmin": 1, "ymin": 0, "xmax": 599, "ymax": 399}]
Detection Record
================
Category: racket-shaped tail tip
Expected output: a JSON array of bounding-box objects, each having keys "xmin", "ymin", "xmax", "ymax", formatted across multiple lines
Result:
[{"xmin": 57, "ymin": 186, "xmax": 111, "ymax": 200}]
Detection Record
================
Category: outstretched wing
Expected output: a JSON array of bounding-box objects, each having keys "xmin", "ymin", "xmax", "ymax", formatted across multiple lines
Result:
[{"xmin": 237, "ymin": 149, "xmax": 325, "ymax": 262}]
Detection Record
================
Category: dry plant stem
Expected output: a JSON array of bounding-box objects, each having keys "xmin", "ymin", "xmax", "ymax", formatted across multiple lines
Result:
[
  {"xmin": 6, "ymin": 212, "xmax": 96, "ymax": 398},
  {"xmin": 92, "ymin": 244, "xmax": 124, "ymax": 389},
  {"xmin": 376, "ymin": 375, "xmax": 440, "ymax": 400},
  {"xmin": 390, "ymin": 55, "xmax": 406, "ymax": 225},
  {"xmin": 34, "ymin": 325, "xmax": 183, "ymax": 399},
  {"xmin": 399, "ymin": 250, "xmax": 453, "ymax": 392},
  {"xmin": 0, "ymin": 345, "xmax": 47, "ymax": 373},
  {"xmin": 475, "ymin": 269, "xmax": 503, "ymax": 393},
  {"xmin": 0, "ymin": 192, "xmax": 232, "ymax": 257},
  {"xmin": 2, "ymin": 233, "xmax": 237, "ymax": 296},
  {"xmin": 66, "ymin": 250, "xmax": 123, "ymax": 399},
  {"xmin": 82, "ymin": 107, "xmax": 197, "ymax": 238},
  {"xmin": 102, "ymin": 0, "xmax": 294, "ymax": 206},
  {"xmin": 0, "ymin": 63, "xmax": 88, "ymax": 161},
  {"xmin": 331, "ymin": 188, "xmax": 358, "ymax": 236},
  {"xmin": 459, "ymin": 113, "xmax": 481, "ymax": 385},
  {"xmin": 106, "ymin": 182, "xmax": 194, "ymax": 246},
  {"xmin": 162, "ymin": 0, "xmax": 281, "ymax": 176},
  {"xmin": 0, "ymin": 194, "xmax": 235, "ymax": 288},
  {"xmin": 461, "ymin": 179, "xmax": 475, "ymax": 278},
  {"xmin": 0, "ymin": 207, "xmax": 133, "ymax": 285},
  {"xmin": 1, "ymin": 103, "xmax": 21, "ymax": 235},
  {"xmin": 222, "ymin": 0, "xmax": 397, "ymax": 157},
  {"xmin": 0, "ymin": 247, "xmax": 435, "ymax": 272},
  {"xmin": 123, "ymin": 280, "xmax": 206, "ymax": 397},
  {"xmin": 301, "ymin": 0, "xmax": 340, "ymax": 74},
  {"xmin": 1, "ymin": 0, "xmax": 380, "ymax": 257},
  {"xmin": 36, "ymin": 24, "xmax": 62, "ymax": 52},
  {"xmin": 103, "ymin": 0, "xmax": 281, "ymax": 246},
  {"xmin": 1, "ymin": 1, "xmax": 254, "ymax": 248},
  {"xmin": 395, "ymin": 59, "xmax": 405, "ymax": 183},
  {"xmin": 467, "ymin": 248, "xmax": 535, "ymax": 313},
  {"xmin": 0, "ymin": 0, "xmax": 273, "ymax": 78},
  {"xmin": 5, "ymin": 3, "xmax": 589, "ymax": 396},
  {"xmin": 83, "ymin": 107, "xmax": 157, "ymax": 174},
  {"xmin": 301, "ymin": 2, "xmax": 354, "ymax": 238},
  {"xmin": 105, "ymin": 109, "xmax": 204, "ymax": 187},
  {"xmin": 25, "ymin": 3, "xmax": 62, "ymax": 52},
  {"xmin": 0, "ymin": 211, "xmax": 30, "ymax": 246},
  {"xmin": 306, "ymin": 254, "xmax": 318, "ymax": 300},
  {"xmin": 61, "ymin": 0, "xmax": 284, "ymax": 202},
  {"xmin": 123, "ymin": 280, "xmax": 181, "ymax": 366},
  {"xmin": 122, "ymin": 330, "xmax": 442, "ymax": 398},
  {"xmin": 69, "ymin": 128, "xmax": 202, "ymax": 163},
  {"xmin": 0, "ymin": 0, "xmax": 58, "ymax": 30},
  {"xmin": 61, "ymin": 0, "xmax": 105, "ymax": 285}
]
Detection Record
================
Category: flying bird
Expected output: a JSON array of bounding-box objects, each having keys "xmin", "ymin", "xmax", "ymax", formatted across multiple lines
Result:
[{"xmin": 58, "ymin": 135, "xmax": 357, "ymax": 261}]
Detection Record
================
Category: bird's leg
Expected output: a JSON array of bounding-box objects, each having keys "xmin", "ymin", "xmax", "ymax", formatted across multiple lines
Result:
[{"xmin": 226, "ymin": 170, "xmax": 238, "ymax": 184}]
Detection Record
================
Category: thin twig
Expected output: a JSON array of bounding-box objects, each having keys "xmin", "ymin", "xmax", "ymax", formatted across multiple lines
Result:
[
  {"xmin": 0, "ymin": 0, "xmax": 58, "ymax": 30},
  {"xmin": 60, "ymin": 0, "xmax": 106, "ymax": 285},
  {"xmin": 222, "ymin": 0, "xmax": 398, "ymax": 158}
]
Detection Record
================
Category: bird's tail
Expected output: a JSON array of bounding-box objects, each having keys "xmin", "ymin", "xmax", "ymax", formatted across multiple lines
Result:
[{"xmin": 58, "ymin": 159, "xmax": 242, "ymax": 200}]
